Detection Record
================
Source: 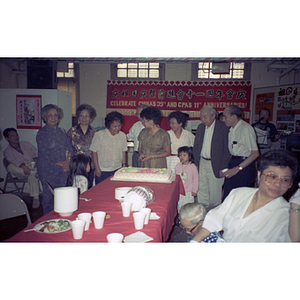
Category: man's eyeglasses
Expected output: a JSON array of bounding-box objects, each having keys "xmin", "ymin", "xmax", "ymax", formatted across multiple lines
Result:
[
  {"xmin": 179, "ymin": 220, "xmax": 201, "ymax": 234},
  {"xmin": 261, "ymin": 172, "xmax": 292, "ymax": 188}
]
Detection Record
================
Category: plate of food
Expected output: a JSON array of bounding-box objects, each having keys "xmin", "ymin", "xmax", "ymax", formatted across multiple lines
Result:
[{"xmin": 30, "ymin": 219, "xmax": 72, "ymax": 233}]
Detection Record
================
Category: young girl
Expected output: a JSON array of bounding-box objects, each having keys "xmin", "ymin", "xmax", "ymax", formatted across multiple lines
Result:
[
  {"xmin": 67, "ymin": 154, "xmax": 92, "ymax": 194},
  {"xmin": 175, "ymin": 146, "xmax": 199, "ymax": 212}
]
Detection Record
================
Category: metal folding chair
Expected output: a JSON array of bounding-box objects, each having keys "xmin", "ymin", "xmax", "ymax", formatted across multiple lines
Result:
[
  {"xmin": 0, "ymin": 193, "xmax": 32, "ymax": 226},
  {"xmin": 3, "ymin": 157, "xmax": 28, "ymax": 199}
]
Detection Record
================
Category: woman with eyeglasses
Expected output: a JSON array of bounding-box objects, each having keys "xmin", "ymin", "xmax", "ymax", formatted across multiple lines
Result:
[{"xmin": 191, "ymin": 149, "xmax": 298, "ymax": 243}]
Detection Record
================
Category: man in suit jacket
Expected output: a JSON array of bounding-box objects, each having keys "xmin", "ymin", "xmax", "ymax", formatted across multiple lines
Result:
[{"xmin": 193, "ymin": 106, "xmax": 231, "ymax": 208}]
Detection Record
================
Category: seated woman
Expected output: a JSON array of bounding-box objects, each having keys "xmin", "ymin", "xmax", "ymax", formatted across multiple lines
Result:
[
  {"xmin": 191, "ymin": 150, "xmax": 298, "ymax": 242},
  {"xmin": 138, "ymin": 106, "xmax": 171, "ymax": 168}
]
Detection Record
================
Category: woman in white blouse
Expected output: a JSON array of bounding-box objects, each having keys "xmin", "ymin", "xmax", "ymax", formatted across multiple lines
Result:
[
  {"xmin": 166, "ymin": 111, "xmax": 195, "ymax": 174},
  {"xmin": 191, "ymin": 150, "xmax": 298, "ymax": 243}
]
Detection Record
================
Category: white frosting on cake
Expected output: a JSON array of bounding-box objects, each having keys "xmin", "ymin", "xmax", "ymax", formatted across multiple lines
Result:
[{"xmin": 111, "ymin": 167, "xmax": 172, "ymax": 183}]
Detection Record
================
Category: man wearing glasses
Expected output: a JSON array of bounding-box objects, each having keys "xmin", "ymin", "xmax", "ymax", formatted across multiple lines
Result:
[
  {"xmin": 168, "ymin": 202, "xmax": 224, "ymax": 243},
  {"xmin": 222, "ymin": 105, "xmax": 260, "ymax": 200}
]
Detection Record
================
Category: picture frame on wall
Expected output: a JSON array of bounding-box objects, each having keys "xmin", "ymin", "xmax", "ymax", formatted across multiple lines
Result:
[{"xmin": 16, "ymin": 94, "xmax": 42, "ymax": 129}]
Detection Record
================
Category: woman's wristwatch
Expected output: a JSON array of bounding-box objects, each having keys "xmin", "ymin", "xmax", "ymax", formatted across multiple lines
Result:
[{"xmin": 289, "ymin": 207, "xmax": 300, "ymax": 214}]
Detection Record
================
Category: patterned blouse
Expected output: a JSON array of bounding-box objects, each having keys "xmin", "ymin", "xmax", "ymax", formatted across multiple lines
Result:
[
  {"xmin": 73, "ymin": 175, "xmax": 88, "ymax": 194},
  {"xmin": 36, "ymin": 124, "xmax": 73, "ymax": 182},
  {"xmin": 67, "ymin": 124, "xmax": 97, "ymax": 168}
]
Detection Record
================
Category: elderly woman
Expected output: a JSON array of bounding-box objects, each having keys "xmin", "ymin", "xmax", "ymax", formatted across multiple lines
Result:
[
  {"xmin": 90, "ymin": 111, "xmax": 127, "ymax": 184},
  {"xmin": 191, "ymin": 150, "xmax": 298, "ymax": 243},
  {"xmin": 67, "ymin": 104, "xmax": 97, "ymax": 183},
  {"xmin": 138, "ymin": 106, "xmax": 171, "ymax": 168},
  {"xmin": 36, "ymin": 104, "xmax": 73, "ymax": 215},
  {"xmin": 166, "ymin": 111, "xmax": 195, "ymax": 174}
]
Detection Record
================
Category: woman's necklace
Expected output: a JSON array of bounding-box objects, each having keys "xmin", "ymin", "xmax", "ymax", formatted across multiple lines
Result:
[{"xmin": 175, "ymin": 128, "xmax": 183, "ymax": 139}]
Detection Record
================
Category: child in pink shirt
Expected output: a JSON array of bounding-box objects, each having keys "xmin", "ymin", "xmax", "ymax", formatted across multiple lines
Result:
[{"xmin": 175, "ymin": 146, "xmax": 199, "ymax": 212}]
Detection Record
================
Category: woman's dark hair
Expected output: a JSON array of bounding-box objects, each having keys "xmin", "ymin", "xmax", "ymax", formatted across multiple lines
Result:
[
  {"xmin": 67, "ymin": 154, "xmax": 92, "ymax": 189},
  {"xmin": 140, "ymin": 106, "xmax": 161, "ymax": 125},
  {"xmin": 105, "ymin": 111, "xmax": 123, "ymax": 128},
  {"xmin": 256, "ymin": 150, "xmax": 299, "ymax": 180},
  {"xmin": 177, "ymin": 146, "xmax": 194, "ymax": 163},
  {"xmin": 76, "ymin": 104, "xmax": 96, "ymax": 120},
  {"xmin": 168, "ymin": 111, "xmax": 189, "ymax": 128},
  {"xmin": 41, "ymin": 104, "xmax": 63, "ymax": 124}
]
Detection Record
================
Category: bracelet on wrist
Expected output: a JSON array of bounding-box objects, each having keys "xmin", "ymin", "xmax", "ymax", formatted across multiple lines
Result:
[{"xmin": 289, "ymin": 208, "xmax": 300, "ymax": 214}]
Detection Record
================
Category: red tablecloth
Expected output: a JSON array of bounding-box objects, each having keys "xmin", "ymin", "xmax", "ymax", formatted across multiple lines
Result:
[{"xmin": 7, "ymin": 175, "xmax": 182, "ymax": 243}]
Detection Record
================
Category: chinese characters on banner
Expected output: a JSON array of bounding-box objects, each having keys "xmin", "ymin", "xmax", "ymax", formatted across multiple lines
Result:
[
  {"xmin": 276, "ymin": 85, "xmax": 300, "ymax": 133},
  {"xmin": 16, "ymin": 95, "xmax": 42, "ymax": 129},
  {"xmin": 106, "ymin": 80, "xmax": 252, "ymax": 132}
]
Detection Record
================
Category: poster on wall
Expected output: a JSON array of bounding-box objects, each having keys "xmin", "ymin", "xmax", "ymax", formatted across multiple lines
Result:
[
  {"xmin": 16, "ymin": 95, "xmax": 42, "ymax": 129},
  {"xmin": 254, "ymin": 92, "xmax": 275, "ymax": 122},
  {"xmin": 276, "ymin": 84, "xmax": 300, "ymax": 133},
  {"xmin": 106, "ymin": 80, "xmax": 252, "ymax": 132}
]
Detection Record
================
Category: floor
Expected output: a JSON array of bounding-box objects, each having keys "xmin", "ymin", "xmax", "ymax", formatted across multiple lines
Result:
[{"xmin": 0, "ymin": 191, "xmax": 44, "ymax": 241}]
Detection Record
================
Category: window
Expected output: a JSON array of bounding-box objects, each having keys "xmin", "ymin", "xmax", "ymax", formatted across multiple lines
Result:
[
  {"xmin": 57, "ymin": 62, "xmax": 78, "ymax": 116},
  {"xmin": 57, "ymin": 62, "xmax": 75, "ymax": 78},
  {"xmin": 192, "ymin": 62, "xmax": 251, "ymax": 80},
  {"xmin": 111, "ymin": 62, "xmax": 165, "ymax": 80}
]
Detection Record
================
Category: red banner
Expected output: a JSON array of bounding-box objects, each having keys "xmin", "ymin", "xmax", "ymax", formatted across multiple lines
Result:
[{"xmin": 106, "ymin": 80, "xmax": 252, "ymax": 133}]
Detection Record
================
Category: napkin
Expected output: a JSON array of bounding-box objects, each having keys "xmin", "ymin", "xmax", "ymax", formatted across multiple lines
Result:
[
  {"xmin": 124, "ymin": 231, "xmax": 154, "ymax": 243},
  {"xmin": 150, "ymin": 212, "xmax": 160, "ymax": 219}
]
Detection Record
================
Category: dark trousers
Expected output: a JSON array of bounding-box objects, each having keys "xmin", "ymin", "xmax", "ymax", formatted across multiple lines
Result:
[
  {"xmin": 95, "ymin": 170, "xmax": 118, "ymax": 185},
  {"xmin": 222, "ymin": 156, "xmax": 255, "ymax": 201},
  {"xmin": 132, "ymin": 151, "xmax": 140, "ymax": 167}
]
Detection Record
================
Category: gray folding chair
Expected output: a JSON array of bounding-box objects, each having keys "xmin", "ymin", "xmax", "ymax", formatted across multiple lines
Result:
[
  {"xmin": 3, "ymin": 157, "xmax": 29, "ymax": 199},
  {"xmin": 0, "ymin": 193, "xmax": 32, "ymax": 226}
]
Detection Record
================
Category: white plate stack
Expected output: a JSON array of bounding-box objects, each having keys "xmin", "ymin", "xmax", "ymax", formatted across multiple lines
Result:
[
  {"xmin": 54, "ymin": 186, "xmax": 78, "ymax": 217},
  {"xmin": 124, "ymin": 186, "xmax": 155, "ymax": 211}
]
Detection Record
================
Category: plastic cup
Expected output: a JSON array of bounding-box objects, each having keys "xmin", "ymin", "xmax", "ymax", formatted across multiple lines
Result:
[
  {"xmin": 133, "ymin": 212, "xmax": 146, "ymax": 230},
  {"xmin": 92, "ymin": 211, "xmax": 106, "ymax": 229},
  {"xmin": 71, "ymin": 220, "xmax": 85, "ymax": 239},
  {"xmin": 140, "ymin": 208, "xmax": 151, "ymax": 224},
  {"xmin": 121, "ymin": 201, "xmax": 132, "ymax": 217},
  {"xmin": 77, "ymin": 212, "xmax": 92, "ymax": 231},
  {"xmin": 107, "ymin": 233, "xmax": 124, "ymax": 243}
]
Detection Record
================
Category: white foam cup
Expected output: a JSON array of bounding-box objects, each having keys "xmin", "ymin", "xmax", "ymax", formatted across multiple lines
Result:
[
  {"xmin": 107, "ymin": 233, "xmax": 124, "ymax": 243},
  {"xmin": 140, "ymin": 208, "xmax": 151, "ymax": 224},
  {"xmin": 92, "ymin": 211, "xmax": 106, "ymax": 229},
  {"xmin": 71, "ymin": 220, "xmax": 85, "ymax": 239},
  {"xmin": 77, "ymin": 212, "xmax": 92, "ymax": 231},
  {"xmin": 133, "ymin": 212, "xmax": 146, "ymax": 230},
  {"xmin": 121, "ymin": 201, "xmax": 132, "ymax": 217}
]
